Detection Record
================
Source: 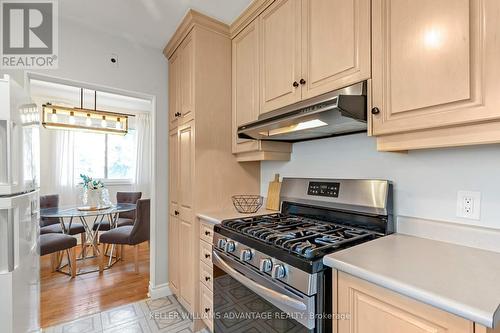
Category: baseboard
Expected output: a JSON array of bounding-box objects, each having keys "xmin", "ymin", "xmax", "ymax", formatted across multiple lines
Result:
[
  {"xmin": 148, "ymin": 281, "xmax": 172, "ymax": 299},
  {"xmin": 397, "ymin": 215, "xmax": 500, "ymax": 253}
]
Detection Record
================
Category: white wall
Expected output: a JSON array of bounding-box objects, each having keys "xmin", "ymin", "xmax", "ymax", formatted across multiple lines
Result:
[
  {"xmin": 261, "ymin": 133, "xmax": 500, "ymax": 230},
  {"xmin": 1, "ymin": 17, "xmax": 169, "ymax": 287}
]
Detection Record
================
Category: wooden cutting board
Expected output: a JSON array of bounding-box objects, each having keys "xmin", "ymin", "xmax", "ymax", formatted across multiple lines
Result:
[{"xmin": 266, "ymin": 174, "xmax": 281, "ymax": 211}]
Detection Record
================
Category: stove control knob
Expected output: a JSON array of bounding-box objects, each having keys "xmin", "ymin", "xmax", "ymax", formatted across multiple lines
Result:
[
  {"xmin": 225, "ymin": 241, "xmax": 236, "ymax": 253},
  {"xmin": 271, "ymin": 264, "xmax": 286, "ymax": 279},
  {"xmin": 217, "ymin": 238, "xmax": 227, "ymax": 249},
  {"xmin": 259, "ymin": 258, "xmax": 273, "ymax": 273},
  {"xmin": 239, "ymin": 249, "xmax": 252, "ymax": 262}
]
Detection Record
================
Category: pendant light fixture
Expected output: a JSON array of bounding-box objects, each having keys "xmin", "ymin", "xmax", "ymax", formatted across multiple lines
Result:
[{"xmin": 42, "ymin": 88, "xmax": 132, "ymax": 135}]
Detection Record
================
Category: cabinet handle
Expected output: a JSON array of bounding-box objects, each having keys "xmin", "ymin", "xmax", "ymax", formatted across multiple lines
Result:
[
  {"xmin": 205, "ymin": 307, "xmax": 210, "ymax": 313},
  {"xmin": 292, "ymin": 81, "xmax": 299, "ymax": 87},
  {"xmin": 205, "ymin": 253, "xmax": 211, "ymax": 259},
  {"xmin": 371, "ymin": 107, "xmax": 381, "ymax": 115},
  {"xmin": 205, "ymin": 231, "xmax": 211, "ymax": 236},
  {"xmin": 299, "ymin": 78, "xmax": 306, "ymax": 85},
  {"xmin": 174, "ymin": 210, "xmax": 179, "ymax": 216},
  {"xmin": 205, "ymin": 276, "xmax": 211, "ymax": 282}
]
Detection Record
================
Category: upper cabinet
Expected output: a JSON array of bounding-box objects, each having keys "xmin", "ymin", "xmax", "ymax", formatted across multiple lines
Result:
[
  {"xmin": 230, "ymin": 0, "xmax": 370, "ymax": 161},
  {"xmin": 371, "ymin": 0, "xmax": 500, "ymax": 151},
  {"xmin": 259, "ymin": 0, "xmax": 302, "ymax": 113},
  {"xmin": 301, "ymin": 0, "xmax": 371, "ymax": 99}
]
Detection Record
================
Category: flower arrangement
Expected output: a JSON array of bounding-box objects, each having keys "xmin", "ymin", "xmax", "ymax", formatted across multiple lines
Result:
[
  {"xmin": 80, "ymin": 174, "xmax": 111, "ymax": 209},
  {"xmin": 80, "ymin": 174, "xmax": 105, "ymax": 190}
]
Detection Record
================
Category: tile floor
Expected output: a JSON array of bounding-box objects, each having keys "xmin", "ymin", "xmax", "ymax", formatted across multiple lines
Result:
[{"xmin": 43, "ymin": 295, "xmax": 196, "ymax": 333}]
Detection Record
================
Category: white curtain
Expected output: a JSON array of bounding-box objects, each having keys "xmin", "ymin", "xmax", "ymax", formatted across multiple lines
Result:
[
  {"xmin": 51, "ymin": 130, "xmax": 79, "ymax": 206},
  {"xmin": 134, "ymin": 113, "xmax": 151, "ymax": 197}
]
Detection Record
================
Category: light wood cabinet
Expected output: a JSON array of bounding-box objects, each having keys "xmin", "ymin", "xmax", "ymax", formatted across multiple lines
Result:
[
  {"xmin": 230, "ymin": 0, "xmax": 370, "ymax": 160},
  {"xmin": 197, "ymin": 219, "xmax": 214, "ymax": 332},
  {"xmin": 371, "ymin": 0, "xmax": 500, "ymax": 151},
  {"xmin": 231, "ymin": 18, "xmax": 292, "ymax": 160},
  {"xmin": 301, "ymin": 0, "xmax": 371, "ymax": 99},
  {"xmin": 164, "ymin": 10, "xmax": 260, "ymax": 329},
  {"xmin": 336, "ymin": 272, "xmax": 475, "ymax": 333},
  {"xmin": 259, "ymin": 0, "xmax": 302, "ymax": 113},
  {"xmin": 168, "ymin": 53, "xmax": 180, "ymax": 128}
]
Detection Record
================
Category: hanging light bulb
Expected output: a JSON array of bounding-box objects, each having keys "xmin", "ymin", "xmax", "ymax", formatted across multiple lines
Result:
[
  {"xmin": 101, "ymin": 115, "xmax": 107, "ymax": 128},
  {"xmin": 69, "ymin": 111, "xmax": 76, "ymax": 125},
  {"xmin": 51, "ymin": 109, "xmax": 58, "ymax": 123},
  {"xmin": 85, "ymin": 113, "xmax": 92, "ymax": 126},
  {"xmin": 115, "ymin": 117, "xmax": 122, "ymax": 129}
]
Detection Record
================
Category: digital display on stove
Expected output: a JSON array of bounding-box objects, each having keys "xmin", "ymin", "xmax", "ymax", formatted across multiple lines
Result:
[{"xmin": 307, "ymin": 181, "xmax": 340, "ymax": 197}]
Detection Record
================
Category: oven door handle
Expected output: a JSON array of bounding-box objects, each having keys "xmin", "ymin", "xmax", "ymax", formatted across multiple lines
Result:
[{"xmin": 212, "ymin": 250, "xmax": 307, "ymax": 311}]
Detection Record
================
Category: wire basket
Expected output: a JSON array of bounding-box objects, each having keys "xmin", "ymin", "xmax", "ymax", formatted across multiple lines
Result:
[{"xmin": 232, "ymin": 195, "xmax": 263, "ymax": 214}]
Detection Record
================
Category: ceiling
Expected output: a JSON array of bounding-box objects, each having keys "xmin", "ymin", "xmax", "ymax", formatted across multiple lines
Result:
[{"xmin": 60, "ymin": 0, "xmax": 252, "ymax": 51}]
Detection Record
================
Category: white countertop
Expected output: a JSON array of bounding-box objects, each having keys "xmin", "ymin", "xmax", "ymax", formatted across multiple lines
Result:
[
  {"xmin": 323, "ymin": 234, "xmax": 500, "ymax": 328},
  {"xmin": 197, "ymin": 207, "xmax": 279, "ymax": 225}
]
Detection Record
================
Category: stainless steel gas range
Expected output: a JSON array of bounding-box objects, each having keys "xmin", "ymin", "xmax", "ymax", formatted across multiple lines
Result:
[{"xmin": 212, "ymin": 178, "xmax": 393, "ymax": 333}]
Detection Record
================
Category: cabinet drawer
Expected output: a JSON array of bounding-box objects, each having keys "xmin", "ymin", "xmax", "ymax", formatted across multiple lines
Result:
[
  {"xmin": 199, "ymin": 240, "xmax": 212, "ymax": 266},
  {"xmin": 199, "ymin": 220, "xmax": 214, "ymax": 244},
  {"xmin": 200, "ymin": 282, "xmax": 213, "ymax": 332},
  {"xmin": 199, "ymin": 260, "xmax": 213, "ymax": 291}
]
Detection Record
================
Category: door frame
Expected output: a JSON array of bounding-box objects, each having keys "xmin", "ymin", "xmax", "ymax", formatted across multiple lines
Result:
[{"xmin": 24, "ymin": 71, "xmax": 161, "ymax": 294}]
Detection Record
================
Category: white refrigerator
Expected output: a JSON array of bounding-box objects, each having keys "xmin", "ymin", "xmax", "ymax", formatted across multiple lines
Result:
[{"xmin": 0, "ymin": 75, "xmax": 40, "ymax": 333}]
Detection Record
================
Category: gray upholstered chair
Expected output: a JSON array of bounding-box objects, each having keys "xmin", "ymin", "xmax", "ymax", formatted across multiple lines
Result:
[
  {"xmin": 39, "ymin": 194, "xmax": 60, "ymax": 227},
  {"xmin": 99, "ymin": 199, "xmax": 150, "ymax": 273},
  {"xmin": 93, "ymin": 191, "xmax": 142, "ymax": 231},
  {"xmin": 40, "ymin": 233, "xmax": 77, "ymax": 278},
  {"xmin": 39, "ymin": 194, "xmax": 86, "ymax": 255}
]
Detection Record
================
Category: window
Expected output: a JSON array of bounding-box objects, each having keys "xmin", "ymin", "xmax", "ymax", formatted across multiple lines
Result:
[{"xmin": 74, "ymin": 130, "xmax": 137, "ymax": 183}]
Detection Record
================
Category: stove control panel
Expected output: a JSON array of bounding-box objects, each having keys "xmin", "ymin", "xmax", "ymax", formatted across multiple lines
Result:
[{"xmin": 307, "ymin": 181, "xmax": 340, "ymax": 197}]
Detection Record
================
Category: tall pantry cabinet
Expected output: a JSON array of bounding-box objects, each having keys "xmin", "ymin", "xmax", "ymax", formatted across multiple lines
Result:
[{"xmin": 164, "ymin": 10, "xmax": 260, "ymax": 314}]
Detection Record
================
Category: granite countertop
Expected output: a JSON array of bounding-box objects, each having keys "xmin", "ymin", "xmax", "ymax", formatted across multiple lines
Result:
[
  {"xmin": 197, "ymin": 207, "xmax": 278, "ymax": 224},
  {"xmin": 323, "ymin": 234, "xmax": 500, "ymax": 328}
]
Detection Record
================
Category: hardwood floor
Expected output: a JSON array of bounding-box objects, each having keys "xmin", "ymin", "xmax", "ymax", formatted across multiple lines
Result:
[{"xmin": 40, "ymin": 242, "xmax": 150, "ymax": 328}]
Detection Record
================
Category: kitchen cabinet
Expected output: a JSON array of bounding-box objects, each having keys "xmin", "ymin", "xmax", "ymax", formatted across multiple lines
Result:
[
  {"xmin": 231, "ymin": 18, "xmax": 292, "ymax": 161},
  {"xmin": 371, "ymin": 0, "xmax": 500, "ymax": 151},
  {"xmin": 198, "ymin": 219, "xmax": 214, "ymax": 332},
  {"xmin": 259, "ymin": 0, "xmax": 370, "ymax": 113},
  {"xmin": 168, "ymin": 53, "xmax": 181, "ymax": 128},
  {"xmin": 164, "ymin": 10, "xmax": 260, "ymax": 329},
  {"xmin": 230, "ymin": 0, "xmax": 369, "ymax": 160},
  {"xmin": 335, "ymin": 271, "xmax": 499, "ymax": 333}
]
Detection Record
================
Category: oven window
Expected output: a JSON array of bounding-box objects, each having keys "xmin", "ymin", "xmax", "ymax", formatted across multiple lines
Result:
[{"xmin": 213, "ymin": 272, "xmax": 310, "ymax": 333}]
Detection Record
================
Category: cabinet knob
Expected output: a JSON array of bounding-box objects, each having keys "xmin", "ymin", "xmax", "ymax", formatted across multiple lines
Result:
[
  {"xmin": 292, "ymin": 81, "xmax": 299, "ymax": 87},
  {"xmin": 205, "ymin": 307, "xmax": 210, "ymax": 313},
  {"xmin": 174, "ymin": 210, "xmax": 179, "ymax": 216},
  {"xmin": 205, "ymin": 231, "xmax": 211, "ymax": 236},
  {"xmin": 205, "ymin": 276, "xmax": 211, "ymax": 282},
  {"xmin": 299, "ymin": 78, "xmax": 306, "ymax": 85},
  {"xmin": 205, "ymin": 253, "xmax": 211, "ymax": 259},
  {"xmin": 371, "ymin": 107, "xmax": 381, "ymax": 115}
]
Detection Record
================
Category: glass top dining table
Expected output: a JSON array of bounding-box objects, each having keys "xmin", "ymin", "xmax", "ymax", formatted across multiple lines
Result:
[{"xmin": 40, "ymin": 203, "xmax": 136, "ymax": 275}]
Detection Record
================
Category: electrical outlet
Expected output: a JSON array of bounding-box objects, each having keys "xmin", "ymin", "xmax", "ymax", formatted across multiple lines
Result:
[{"xmin": 456, "ymin": 191, "xmax": 481, "ymax": 220}]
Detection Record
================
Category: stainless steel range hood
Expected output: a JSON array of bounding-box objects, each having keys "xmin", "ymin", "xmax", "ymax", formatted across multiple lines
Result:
[{"xmin": 238, "ymin": 81, "xmax": 367, "ymax": 142}]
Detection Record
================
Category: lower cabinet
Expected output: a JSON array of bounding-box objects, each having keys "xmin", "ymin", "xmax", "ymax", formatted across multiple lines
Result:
[
  {"xmin": 335, "ymin": 271, "xmax": 492, "ymax": 333},
  {"xmin": 198, "ymin": 219, "xmax": 214, "ymax": 332}
]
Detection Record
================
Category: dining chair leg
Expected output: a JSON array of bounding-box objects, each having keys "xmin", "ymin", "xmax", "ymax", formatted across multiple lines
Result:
[
  {"xmin": 69, "ymin": 247, "xmax": 77, "ymax": 278},
  {"xmin": 99, "ymin": 243, "xmax": 106, "ymax": 273},
  {"xmin": 50, "ymin": 253, "xmax": 58, "ymax": 272},
  {"xmin": 80, "ymin": 233, "xmax": 86, "ymax": 258},
  {"xmin": 119, "ymin": 245, "xmax": 124, "ymax": 261},
  {"xmin": 134, "ymin": 245, "xmax": 139, "ymax": 273}
]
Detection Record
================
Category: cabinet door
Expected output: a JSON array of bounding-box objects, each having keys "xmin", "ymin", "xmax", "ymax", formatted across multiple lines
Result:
[
  {"xmin": 337, "ymin": 272, "xmax": 474, "ymax": 333},
  {"xmin": 177, "ymin": 121, "xmax": 194, "ymax": 310},
  {"xmin": 168, "ymin": 130, "xmax": 179, "ymax": 294},
  {"xmin": 260, "ymin": 0, "xmax": 302, "ymax": 114},
  {"xmin": 179, "ymin": 33, "xmax": 195, "ymax": 124},
  {"xmin": 301, "ymin": 0, "xmax": 370, "ymax": 99},
  {"xmin": 371, "ymin": 0, "xmax": 489, "ymax": 136},
  {"xmin": 232, "ymin": 20, "xmax": 261, "ymax": 153},
  {"xmin": 168, "ymin": 52, "xmax": 181, "ymax": 128}
]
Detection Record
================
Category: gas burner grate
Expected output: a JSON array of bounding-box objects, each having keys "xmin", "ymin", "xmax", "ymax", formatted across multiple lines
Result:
[{"xmin": 221, "ymin": 213, "xmax": 377, "ymax": 259}]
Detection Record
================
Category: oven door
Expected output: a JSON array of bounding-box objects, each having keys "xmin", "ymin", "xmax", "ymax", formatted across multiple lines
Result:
[{"xmin": 212, "ymin": 249, "xmax": 315, "ymax": 332}]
